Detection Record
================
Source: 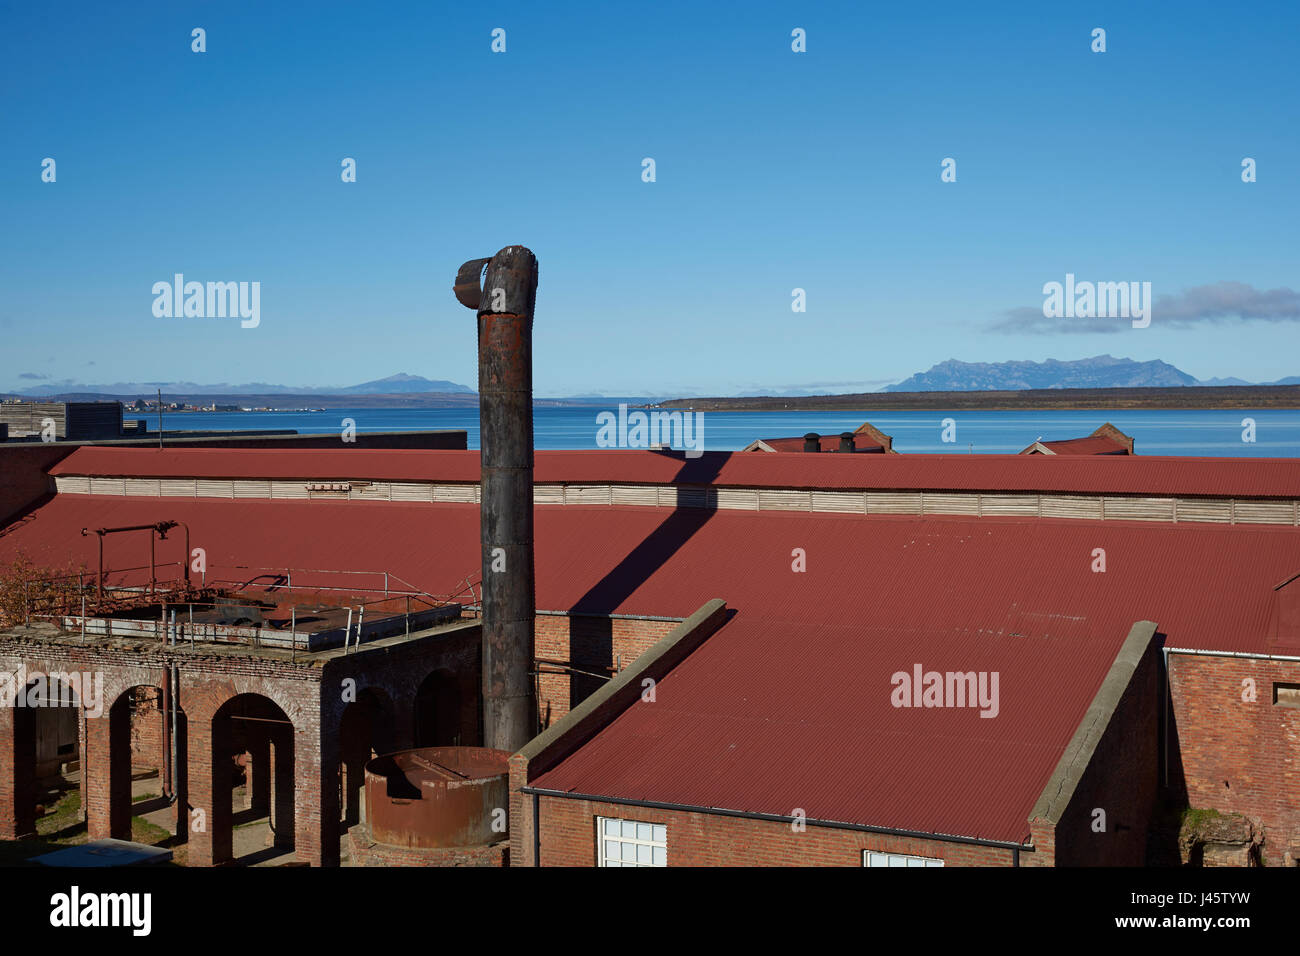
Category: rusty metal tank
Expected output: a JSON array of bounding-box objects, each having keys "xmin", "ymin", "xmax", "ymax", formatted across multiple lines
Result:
[{"xmin": 364, "ymin": 746, "xmax": 510, "ymax": 848}]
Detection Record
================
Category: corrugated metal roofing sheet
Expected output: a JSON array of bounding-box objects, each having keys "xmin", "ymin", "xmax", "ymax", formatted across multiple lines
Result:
[
  {"xmin": 531, "ymin": 613, "xmax": 1115, "ymax": 844},
  {"xmin": 46, "ymin": 446, "xmax": 1300, "ymax": 498},
  {"xmin": 4, "ymin": 494, "xmax": 1297, "ymax": 653},
  {"xmin": 1037, "ymin": 436, "xmax": 1129, "ymax": 455}
]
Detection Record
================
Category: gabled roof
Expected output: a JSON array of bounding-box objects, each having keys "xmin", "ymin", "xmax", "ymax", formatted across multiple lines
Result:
[
  {"xmin": 744, "ymin": 435, "xmax": 886, "ymax": 453},
  {"xmin": 744, "ymin": 421, "xmax": 896, "ymax": 454},
  {"xmin": 1021, "ymin": 423, "xmax": 1135, "ymax": 456}
]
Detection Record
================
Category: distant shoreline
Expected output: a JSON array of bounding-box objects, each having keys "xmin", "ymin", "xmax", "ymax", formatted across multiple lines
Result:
[{"xmin": 654, "ymin": 384, "xmax": 1300, "ymax": 412}]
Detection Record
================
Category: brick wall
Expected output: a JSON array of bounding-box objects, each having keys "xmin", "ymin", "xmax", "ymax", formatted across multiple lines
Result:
[
  {"xmin": 345, "ymin": 822, "xmax": 507, "ymax": 866},
  {"xmin": 528, "ymin": 796, "xmax": 1016, "ymax": 867},
  {"xmin": 1168, "ymin": 652, "xmax": 1300, "ymax": 864},
  {"xmin": 534, "ymin": 614, "xmax": 679, "ymax": 726}
]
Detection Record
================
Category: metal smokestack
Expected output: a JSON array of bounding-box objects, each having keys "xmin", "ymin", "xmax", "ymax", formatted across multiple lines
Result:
[
  {"xmin": 453, "ymin": 246, "xmax": 539, "ymax": 753},
  {"xmin": 803, "ymin": 432, "xmax": 821, "ymax": 453}
]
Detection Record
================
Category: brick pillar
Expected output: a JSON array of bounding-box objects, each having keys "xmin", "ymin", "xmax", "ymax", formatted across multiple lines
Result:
[
  {"xmin": 0, "ymin": 702, "xmax": 36, "ymax": 838},
  {"xmin": 295, "ymin": 725, "xmax": 339, "ymax": 866},
  {"xmin": 188, "ymin": 710, "xmax": 233, "ymax": 866},
  {"xmin": 508, "ymin": 753, "xmax": 533, "ymax": 867},
  {"xmin": 85, "ymin": 697, "xmax": 131, "ymax": 840},
  {"xmin": 270, "ymin": 723, "xmax": 295, "ymax": 850}
]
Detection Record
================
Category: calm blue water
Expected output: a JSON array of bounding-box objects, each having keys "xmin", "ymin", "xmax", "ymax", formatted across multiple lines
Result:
[{"xmin": 155, "ymin": 406, "xmax": 1300, "ymax": 457}]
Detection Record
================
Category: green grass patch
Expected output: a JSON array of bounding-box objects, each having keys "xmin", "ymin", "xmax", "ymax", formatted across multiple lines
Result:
[{"xmin": 1181, "ymin": 807, "xmax": 1225, "ymax": 830}]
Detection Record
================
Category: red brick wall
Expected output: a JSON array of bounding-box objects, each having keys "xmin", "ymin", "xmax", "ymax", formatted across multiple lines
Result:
[
  {"xmin": 530, "ymin": 796, "xmax": 1016, "ymax": 867},
  {"xmin": 129, "ymin": 687, "xmax": 166, "ymax": 771},
  {"xmin": 534, "ymin": 614, "xmax": 678, "ymax": 727},
  {"xmin": 1168, "ymin": 652, "xmax": 1300, "ymax": 863}
]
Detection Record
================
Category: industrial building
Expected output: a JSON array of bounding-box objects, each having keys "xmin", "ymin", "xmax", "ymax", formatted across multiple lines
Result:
[
  {"xmin": 1, "ymin": 444, "xmax": 1299, "ymax": 865},
  {"xmin": 1, "ymin": 249, "xmax": 1296, "ymax": 867}
]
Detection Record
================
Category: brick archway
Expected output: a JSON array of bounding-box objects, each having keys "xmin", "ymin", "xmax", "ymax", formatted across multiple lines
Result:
[{"xmin": 189, "ymin": 693, "xmax": 294, "ymax": 866}]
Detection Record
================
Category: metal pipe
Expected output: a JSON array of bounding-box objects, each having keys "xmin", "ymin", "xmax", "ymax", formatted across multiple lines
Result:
[
  {"xmin": 161, "ymin": 665, "xmax": 173, "ymax": 800},
  {"xmin": 344, "ymin": 607, "xmax": 353, "ymax": 652},
  {"xmin": 170, "ymin": 663, "xmax": 179, "ymax": 806},
  {"xmin": 532, "ymin": 790, "xmax": 541, "ymax": 867},
  {"xmin": 455, "ymin": 246, "xmax": 539, "ymax": 753}
]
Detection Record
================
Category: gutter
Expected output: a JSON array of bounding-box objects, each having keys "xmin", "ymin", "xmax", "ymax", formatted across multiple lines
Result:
[
  {"xmin": 1165, "ymin": 646, "xmax": 1300, "ymax": 662},
  {"xmin": 519, "ymin": 785, "xmax": 1031, "ymax": 858}
]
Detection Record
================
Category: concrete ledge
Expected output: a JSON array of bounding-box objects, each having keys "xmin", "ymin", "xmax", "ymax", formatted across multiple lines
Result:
[{"xmin": 1029, "ymin": 619, "xmax": 1158, "ymax": 826}]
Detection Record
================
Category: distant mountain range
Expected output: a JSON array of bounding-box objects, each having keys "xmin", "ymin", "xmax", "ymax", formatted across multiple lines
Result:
[
  {"xmin": 12, "ymin": 373, "xmax": 474, "ymax": 398},
  {"xmin": 8, "ymin": 361, "xmax": 1300, "ymax": 403},
  {"xmin": 884, "ymin": 355, "xmax": 1300, "ymax": 392}
]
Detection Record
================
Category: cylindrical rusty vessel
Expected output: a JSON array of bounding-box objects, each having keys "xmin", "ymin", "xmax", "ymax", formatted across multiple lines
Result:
[{"xmin": 364, "ymin": 746, "xmax": 510, "ymax": 849}]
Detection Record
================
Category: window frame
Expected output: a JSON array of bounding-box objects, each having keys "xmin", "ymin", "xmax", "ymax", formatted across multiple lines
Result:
[
  {"xmin": 595, "ymin": 816, "xmax": 668, "ymax": 867},
  {"xmin": 863, "ymin": 850, "xmax": 944, "ymax": 867}
]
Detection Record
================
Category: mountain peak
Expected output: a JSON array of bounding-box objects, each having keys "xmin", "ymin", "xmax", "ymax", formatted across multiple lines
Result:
[{"xmin": 885, "ymin": 356, "xmax": 1198, "ymax": 391}]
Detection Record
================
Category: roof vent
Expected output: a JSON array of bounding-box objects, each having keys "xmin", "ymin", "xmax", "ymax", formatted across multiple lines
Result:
[{"xmin": 803, "ymin": 433, "xmax": 820, "ymax": 453}]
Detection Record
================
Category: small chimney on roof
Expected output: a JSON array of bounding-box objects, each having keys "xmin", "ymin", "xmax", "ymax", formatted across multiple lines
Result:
[
  {"xmin": 838, "ymin": 432, "xmax": 855, "ymax": 453},
  {"xmin": 803, "ymin": 432, "xmax": 821, "ymax": 453}
]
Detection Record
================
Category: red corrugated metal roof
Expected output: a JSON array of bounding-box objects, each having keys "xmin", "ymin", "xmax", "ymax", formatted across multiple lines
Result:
[
  {"xmin": 3, "ymin": 494, "xmax": 1297, "ymax": 651},
  {"xmin": 47, "ymin": 446, "xmax": 1300, "ymax": 498},
  {"xmin": 1035, "ymin": 436, "xmax": 1129, "ymax": 455},
  {"xmin": 530, "ymin": 613, "xmax": 1114, "ymax": 844}
]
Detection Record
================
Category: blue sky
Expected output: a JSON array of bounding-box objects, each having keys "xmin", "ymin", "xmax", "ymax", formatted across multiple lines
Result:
[{"xmin": 1, "ymin": 0, "xmax": 1296, "ymax": 397}]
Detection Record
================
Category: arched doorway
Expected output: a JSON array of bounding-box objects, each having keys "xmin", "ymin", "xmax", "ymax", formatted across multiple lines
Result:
[
  {"xmin": 108, "ymin": 683, "xmax": 187, "ymax": 844},
  {"xmin": 213, "ymin": 693, "xmax": 295, "ymax": 865}
]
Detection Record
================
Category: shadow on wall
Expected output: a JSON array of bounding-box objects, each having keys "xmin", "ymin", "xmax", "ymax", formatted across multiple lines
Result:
[{"xmin": 565, "ymin": 450, "xmax": 728, "ymax": 710}]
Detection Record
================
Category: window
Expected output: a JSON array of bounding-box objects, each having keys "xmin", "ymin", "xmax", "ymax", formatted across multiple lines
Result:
[
  {"xmin": 597, "ymin": 817, "xmax": 667, "ymax": 867},
  {"xmin": 1273, "ymin": 682, "xmax": 1300, "ymax": 708},
  {"xmin": 864, "ymin": 851, "xmax": 943, "ymax": 867}
]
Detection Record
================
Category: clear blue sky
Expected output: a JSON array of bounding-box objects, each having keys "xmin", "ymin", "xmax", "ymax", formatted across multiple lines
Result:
[{"xmin": 1, "ymin": 0, "xmax": 1296, "ymax": 397}]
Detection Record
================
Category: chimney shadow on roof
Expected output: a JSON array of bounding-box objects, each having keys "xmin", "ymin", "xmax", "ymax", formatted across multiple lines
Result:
[{"xmin": 564, "ymin": 450, "xmax": 728, "ymax": 707}]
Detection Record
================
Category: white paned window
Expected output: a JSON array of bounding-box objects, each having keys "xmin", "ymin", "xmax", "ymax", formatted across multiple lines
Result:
[
  {"xmin": 864, "ymin": 851, "xmax": 944, "ymax": 867},
  {"xmin": 596, "ymin": 817, "xmax": 667, "ymax": 867}
]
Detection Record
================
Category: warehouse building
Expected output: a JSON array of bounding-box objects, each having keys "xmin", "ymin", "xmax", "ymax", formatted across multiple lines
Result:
[{"xmin": 1, "ymin": 445, "xmax": 1299, "ymax": 865}]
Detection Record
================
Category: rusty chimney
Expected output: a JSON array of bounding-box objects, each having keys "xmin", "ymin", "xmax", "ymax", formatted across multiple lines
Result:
[
  {"xmin": 838, "ymin": 432, "xmax": 855, "ymax": 453},
  {"xmin": 803, "ymin": 432, "xmax": 821, "ymax": 453},
  {"xmin": 453, "ymin": 246, "xmax": 538, "ymax": 753}
]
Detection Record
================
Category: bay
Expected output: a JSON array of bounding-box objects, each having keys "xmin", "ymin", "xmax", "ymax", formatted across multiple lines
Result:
[{"xmin": 153, "ymin": 406, "xmax": 1300, "ymax": 457}]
